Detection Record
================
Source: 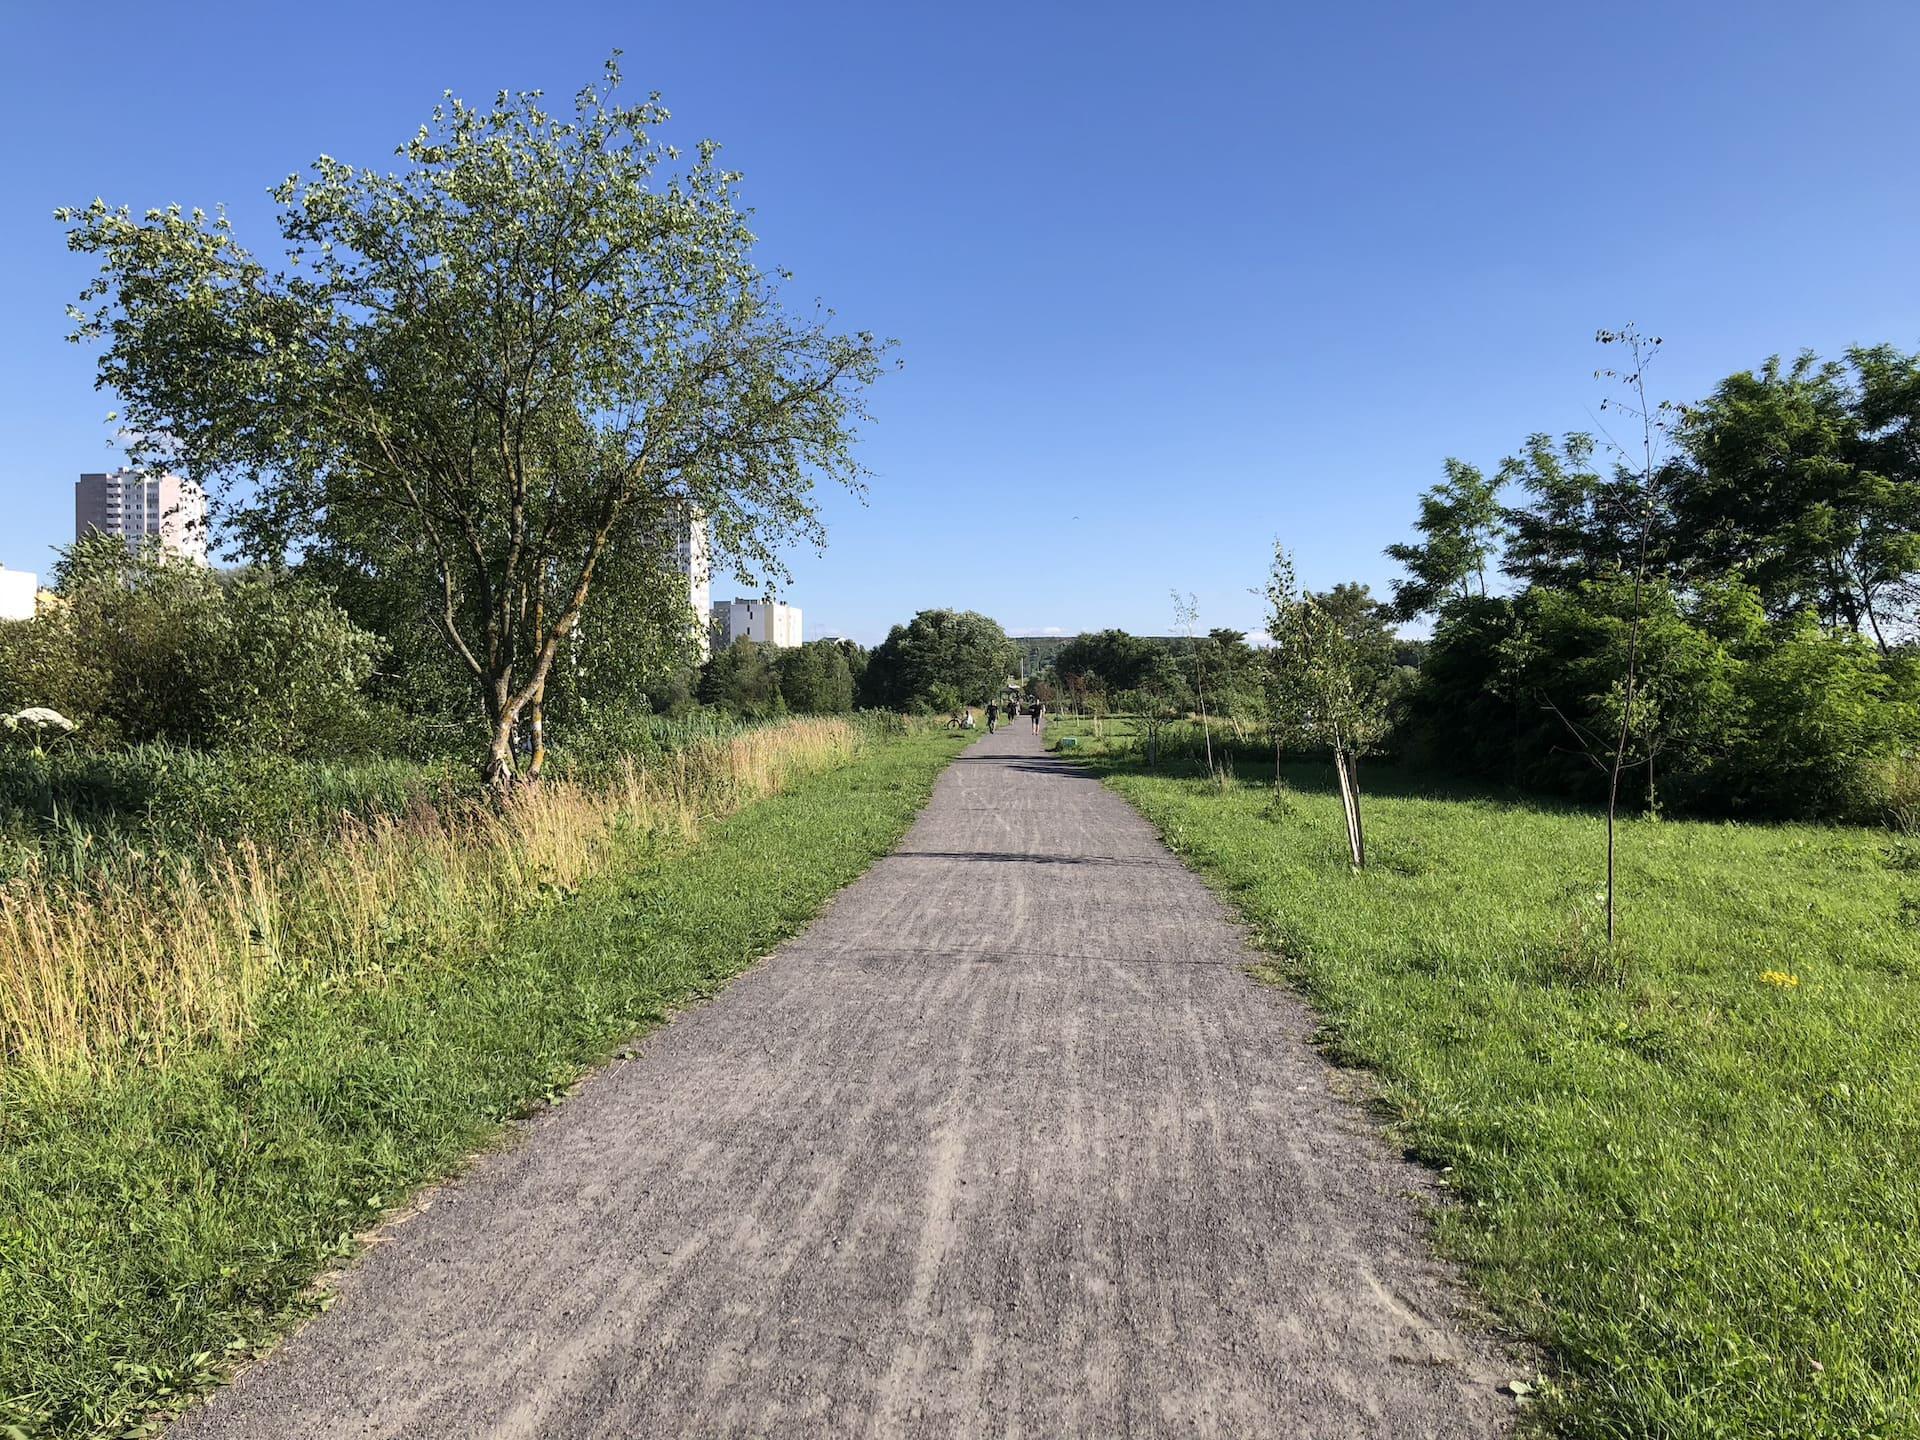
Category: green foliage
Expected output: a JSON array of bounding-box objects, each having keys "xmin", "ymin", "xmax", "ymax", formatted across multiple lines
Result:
[
  {"xmin": 691, "ymin": 634, "xmax": 868, "ymax": 721},
  {"xmin": 1266, "ymin": 546, "xmax": 1396, "ymax": 862},
  {"xmin": 1676, "ymin": 349, "xmax": 1920, "ymax": 643},
  {"xmin": 698, "ymin": 639, "xmax": 784, "ymax": 718},
  {"xmin": 1387, "ymin": 337, "xmax": 1920, "ymax": 821},
  {"xmin": 1395, "ymin": 595, "xmax": 1524, "ymax": 779},
  {"xmin": 60, "ymin": 56, "xmax": 886, "ymax": 780},
  {"xmin": 859, "ymin": 609, "xmax": 1017, "ymax": 710},
  {"xmin": 772, "ymin": 639, "xmax": 858, "ymax": 715},
  {"xmin": 1408, "ymin": 582, "xmax": 1920, "ymax": 821},
  {"xmin": 1189, "ymin": 627, "xmax": 1266, "ymax": 720},
  {"xmin": 1265, "ymin": 545, "xmax": 1395, "ymax": 759},
  {"xmin": 1384, "ymin": 458, "xmax": 1506, "ymax": 621},
  {"xmin": 1115, "ymin": 653, "xmax": 1193, "ymax": 765},
  {"xmin": 531, "ymin": 538, "xmax": 705, "ymax": 751},
  {"xmin": 1042, "ymin": 628, "xmax": 1271, "ymax": 721},
  {"xmin": 1500, "ymin": 432, "xmax": 1669, "ymax": 590},
  {"xmin": 0, "ymin": 536, "xmax": 382, "ymax": 758},
  {"xmin": 1498, "ymin": 577, "xmax": 1738, "ymax": 806},
  {"xmin": 924, "ymin": 681, "xmax": 963, "ymax": 717},
  {"xmin": 1716, "ymin": 616, "xmax": 1920, "ymax": 817},
  {"xmin": 1052, "ymin": 628, "xmax": 1157, "ymax": 694}
]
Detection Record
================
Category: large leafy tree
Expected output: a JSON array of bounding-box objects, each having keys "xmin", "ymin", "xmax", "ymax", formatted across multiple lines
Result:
[
  {"xmin": 1189, "ymin": 626, "xmax": 1261, "ymax": 717},
  {"xmin": 698, "ymin": 638, "xmax": 782, "ymax": 717},
  {"xmin": 860, "ymin": 609, "xmax": 1017, "ymax": 711},
  {"xmin": 1852, "ymin": 344, "xmax": 1920, "ymax": 642},
  {"xmin": 1675, "ymin": 350, "xmax": 1920, "ymax": 648},
  {"xmin": 1384, "ymin": 458, "xmax": 1506, "ymax": 621},
  {"xmin": 1051, "ymin": 629, "xmax": 1156, "ymax": 695},
  {"xmin": 774, "ymin": 639, "xmax": 856, "ymax": 714},
  {"xmin": 61, "ymin": 57, "xmax": 886, "ymax": 784},
  {"xmin": 1500, "ymin": 432, "xmax": 1679, "ymax": 590}
]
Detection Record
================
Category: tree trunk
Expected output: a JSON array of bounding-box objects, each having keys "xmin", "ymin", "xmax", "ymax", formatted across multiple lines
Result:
[
  {"xmin": 1605, "ymin": 765, "xmax": 1620, "ymax": 946},
  {"xmin": 526, "ymin": 589, "xmax": 549, "ymax": 780},
  {"xmin": 527, "ymin": 682, "xmax": 548, "ymax": 780},
  {"xmin": 1862, "ymin": 585, "xmax": 1890, "ymax": 654},
  {"xmin": 482, "ymin": 675, "xmax": 522, "ymax": 792},
  {"xmin": 484, "ymin": 713, "xmax": 517, "ymax": 791},
  {"xmin": 1274, "ymin": 733, "xmax": 1285, "ymax": 794},
  {"xmin": 1333, "ymin": 748, "xmax": 1365, "ymax": 869}
]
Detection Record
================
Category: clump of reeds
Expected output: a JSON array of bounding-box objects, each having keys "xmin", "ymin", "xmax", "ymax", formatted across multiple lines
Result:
[{"xmin": 0, "ymin": 717, "xmax": 864, "ymax": 1076}]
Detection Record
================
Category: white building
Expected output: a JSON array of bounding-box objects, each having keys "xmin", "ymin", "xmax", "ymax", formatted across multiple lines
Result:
[
  {"xmin": 75, "ymin": 468, "xmax": 208, "ymax": 563},
  {"xmin": 711, "ymin": 596, "xmax": 803, "ymax": 649},
  {"xmin": 0, "ymin": 566, "xmax": 36, "ymax": 621},
  {"xmin": 665, "ymin": 507, "xmax": 713, "ymax": 659}
]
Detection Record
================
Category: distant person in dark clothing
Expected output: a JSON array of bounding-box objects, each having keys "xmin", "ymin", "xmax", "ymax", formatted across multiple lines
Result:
[{"xmin": 986, "ymin": 701, "xmax": 998, "ymax": 734}]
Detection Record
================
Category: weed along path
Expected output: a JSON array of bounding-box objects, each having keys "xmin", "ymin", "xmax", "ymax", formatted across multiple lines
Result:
[{"xmin": 174, "ymin": 725, "xmax": 1514, "ymax": 1439}]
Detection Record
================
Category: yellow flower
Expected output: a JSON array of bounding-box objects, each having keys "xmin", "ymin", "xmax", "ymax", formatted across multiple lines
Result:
[{"xmin": 1760, "ymin": 969, "xmax": 1800, "ymax": 989}]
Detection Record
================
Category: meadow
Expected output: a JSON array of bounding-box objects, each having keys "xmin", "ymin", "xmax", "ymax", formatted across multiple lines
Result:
[
  {"xmin": 0, "ymin": 720, "xmax": 963, "ymax": 1438},
  {"xmin": 1049, "ymin": 717, "xmax": 1920, "ymax": 1440}
]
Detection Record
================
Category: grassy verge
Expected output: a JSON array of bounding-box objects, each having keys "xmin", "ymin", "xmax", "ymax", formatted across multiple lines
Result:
[
  {"xmin": 0, "ymin": 726, "xmax": 963, "ymax": 1438},
  {"xmin": 1048, "ymin": 718, "xmax": 1920, "ymax": 1440}
]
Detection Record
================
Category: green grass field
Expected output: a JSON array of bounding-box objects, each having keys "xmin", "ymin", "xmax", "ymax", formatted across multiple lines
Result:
[
  {"xmin": 0, "ymin": 728, "xmax": 963, "ymax": 1439},
  {"xmin": 1050, "ymin": 717, "xmax": 1920, "ymax": 1440}
]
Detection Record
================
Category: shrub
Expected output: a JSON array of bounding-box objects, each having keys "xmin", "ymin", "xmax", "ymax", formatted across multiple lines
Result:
[
  {"xmin": 0, "ymin": 537, "xmax": 382, "ymax": 758},
  {"xmin": 1407, "ymin": 583, "xmax": 1920, "ymax": 821},
  {"xmin": 1714, "ymin": 617, "xmax": 1920, "ymax": 819}
]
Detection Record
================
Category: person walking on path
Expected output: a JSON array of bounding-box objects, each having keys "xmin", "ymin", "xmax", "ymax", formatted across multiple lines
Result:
[{"xmin": 986, "ymin": 701, "xmax": 998, "ymax": 735}]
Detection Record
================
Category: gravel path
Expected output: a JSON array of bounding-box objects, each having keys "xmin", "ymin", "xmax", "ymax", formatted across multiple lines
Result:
[{"xmin": 175, "ymin": 723, "xmax": 1514, "ymax": 1438}]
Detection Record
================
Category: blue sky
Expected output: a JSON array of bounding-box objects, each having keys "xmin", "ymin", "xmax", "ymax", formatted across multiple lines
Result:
[{"xmin": 3, "ymin": 1, "xmax": 1917, "ymax": 644}]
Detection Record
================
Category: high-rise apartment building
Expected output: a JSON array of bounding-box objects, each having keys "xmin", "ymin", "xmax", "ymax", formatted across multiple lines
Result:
[
  {"xmin": 666, "ymin": 507, "xmax": 713, "ymax": 659},
  {"xmin": 74, "ymin": 469, "xmax": 208, "ymax": 563},
  {"xmin": 711, "ymin": 596, "xmax": 803, "ymax": 650}
]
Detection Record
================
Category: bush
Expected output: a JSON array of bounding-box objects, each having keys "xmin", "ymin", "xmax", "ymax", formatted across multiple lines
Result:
[
  {"xmin": 0, "ymin": 537, "xmax": 383, "ymax": 758},
  {"xmin": 697, "ymin": 638, "xmax": 784, "ymax": 718},
  {"xmin": 1713, "ymin": 617, "xmax": 1920, "ymax": 820},
  {"xmin": 1406, "ymin": 583, "xmax": 1920, "ymax": 821}
]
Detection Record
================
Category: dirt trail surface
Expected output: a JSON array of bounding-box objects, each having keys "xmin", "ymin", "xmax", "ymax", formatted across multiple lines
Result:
[{"xmin": 174, "ymin": 725, "xmax": 1514, "ymax": 1439}]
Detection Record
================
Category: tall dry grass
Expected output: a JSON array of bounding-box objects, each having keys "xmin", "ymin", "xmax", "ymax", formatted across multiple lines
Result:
[{"xmin": 1, "ymin": 717, "xmax": 866, "ymax": 1076}]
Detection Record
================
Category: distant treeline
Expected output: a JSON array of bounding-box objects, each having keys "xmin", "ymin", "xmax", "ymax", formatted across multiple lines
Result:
[
  {"xmin": 1386, "ymin": 343, "xmax": 1919, "ymax": 821},
  {"xmin": 1039, "ymin": 343, "xmax": 1920, "ymax": 823}
]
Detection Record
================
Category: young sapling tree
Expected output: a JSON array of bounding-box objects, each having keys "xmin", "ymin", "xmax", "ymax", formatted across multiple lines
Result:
[
  {"xmin": 1265, "ymin": 543, "xmax": 1393, "ymax": 868},
  {"xmin": 1172, "ymin": 590, "xmax": 1215, "ymax": 776},
  {"xmin": 1584, "ymin": 325, "xmax": 1681, "ymax": 946}
]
